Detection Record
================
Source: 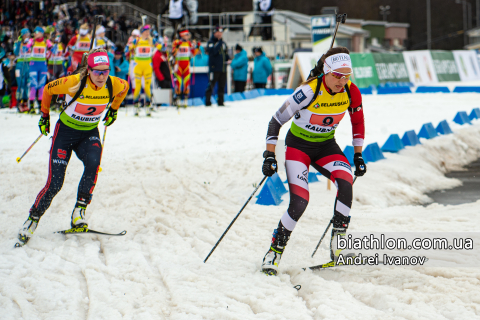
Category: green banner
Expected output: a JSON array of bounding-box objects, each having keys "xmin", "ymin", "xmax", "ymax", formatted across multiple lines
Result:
[
  {"xmin": 372, "ymin": 53, "xmax": 410, "ymax": 84},
  {"xmin": 430, "ymin": 51, "xmax": 460, "ymax": 82},
  {"xmin": 350, "ymin": 53, "xmax": 379, "ymax": 88}
]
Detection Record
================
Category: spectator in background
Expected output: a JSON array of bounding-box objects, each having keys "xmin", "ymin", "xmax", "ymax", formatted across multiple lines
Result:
[
  {"xmin": 0, "ymin": 53, "xmax": 10, "ymax": 108},
  {"xmin": 113, "ymin": 45, "xmax": 129, "ymax": 81},
  {"xmin": 107, "ymin": 44, "xmax": 115, "ymax": 76},
  {"xmin": 230, "ymin": 44, "xmax": 248, "ymax": 93},
  {"xmin": 160, "ymin": 0, "xmax": 191, "ymax": 40},
  {"xmin": 113, "ymin": 45, "xmax": 129, "ymax": 107},
  {"xmin": 258, "ymin": 0, "xmax": 274, "ymax": 40},
  {"xmin": 252, "ymin": 47, "xmax": 272, "ymax": 89},
  {"xmin": 191, "ymin": 45, "xmax": 208, "ymax": 67},
  {"xmin": 7, "ymin": 51, "xmax": 17, "ymax": 109},
  {"xmin": 152, "ymin": 43, "xmax": 172, "ymax": 89},
  {"xmin": 205, "ymin": 25, "xmax": 229, "ymax": 107}
]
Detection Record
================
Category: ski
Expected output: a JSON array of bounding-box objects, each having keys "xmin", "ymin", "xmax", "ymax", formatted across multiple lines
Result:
[
  {"xmin": 303, "ymin": 260, "xmax": 344, "ymax": 271},
  {"xmin": 54, "ymin": 227, "xmax": 127, "ymax": 236},
  {"xmin": 305, "ymin": 260, "xmax": 392, "ymax": 271}
]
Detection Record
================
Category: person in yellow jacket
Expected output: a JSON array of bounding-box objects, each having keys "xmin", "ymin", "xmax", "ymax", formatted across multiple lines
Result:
[
  {"xmin": 16, "ymin": 49, "xmax": 129, "ymax": 247},
  {"xmin": 127, "ymin": 25, "xmax": 155, "ymax": 116}
]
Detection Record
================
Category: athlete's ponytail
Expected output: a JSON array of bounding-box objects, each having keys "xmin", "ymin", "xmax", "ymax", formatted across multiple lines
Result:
[
  {"xmin": 300, "ymin": 46, "xmax": 350, "ymax": 86},
  {"xmin": 69, "ymin": 48, "xmax": 108, "ymax": 94}
]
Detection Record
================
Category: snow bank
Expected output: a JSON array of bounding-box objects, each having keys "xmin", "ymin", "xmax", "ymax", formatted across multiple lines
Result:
[{"xmin": 1, "ymin": 92, "xmax": 480, "ymax": 319}]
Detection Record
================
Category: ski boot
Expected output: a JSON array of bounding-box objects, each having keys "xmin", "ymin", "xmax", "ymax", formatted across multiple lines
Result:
[
  {"xmin": 28, "ymin": 100, "xmax": 36, "ymax": 114},
  {"xmin": 134, "ymin": 102, "xmax": 140, "ymax": 116},
  {"xmin": 262, "ymin": 228, "xmax": 290, "ymax": 276},
  {"xmin": 17, "ymin": 210, "xmax": 41, "ymax": 247},
  {"xmin": 146, "ymin": 104, "xmax": 152, "ymax": 117},
  {"xmin": 330, "ymin": 214, "xmax": 354, "ymax": 264},
  {"xmin": 71, "ymin": 201, "xmax": 88, "ymax": 229}
]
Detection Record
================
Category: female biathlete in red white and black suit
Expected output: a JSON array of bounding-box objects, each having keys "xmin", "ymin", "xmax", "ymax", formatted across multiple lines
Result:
[{"xmin": 261, "ymin": 47, "xmax": 367, "ymax": 275}]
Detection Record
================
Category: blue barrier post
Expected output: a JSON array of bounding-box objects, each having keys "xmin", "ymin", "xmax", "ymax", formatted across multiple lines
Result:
[
  {"xmin": 415, "ymin": 86, "xmax": 450, "ymax": 93},
  {"xmin": 453, "ymin": 111, "xmax": 472, "ymax": 125},
  {"xmin": 469, "ymin": 108, "xmax": 480, "ymax": 120},
  {"xmin": 402, "ymin": 130, "xmax": 421, "ymax": 146},
  {"xmin": 256, "ymin": 177, "xmax": 283, "ymax": 206},
  {"xmin": 381, "ymin": 134, "xmax": 405, "ymax": 153},
  {"xmin": 377, "ymin": 87, "xmax": 412, "ymax": 94},
  {"xmin": 453, "ymin": 87, "xmax": 480, "ymax": 93},
  {"xmin": 418, "ymin": 123, "xmax": 438, "ymax": 139},
  {"xmin": 270, "ymin": 173, "xmax": 288, "ymax": 196},
  {"xmin": 435, "ymin": 120, "xmax": 453, "ymax": 135},
  {"xmin": 342, "ymin": 146, "xmax": 356, "ymax": 165},
  {"xmin": 363, "ymin": 143, "xmax": 385, "ymax": 162}
]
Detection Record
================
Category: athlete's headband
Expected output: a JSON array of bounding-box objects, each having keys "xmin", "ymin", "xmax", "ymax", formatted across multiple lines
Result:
[
  {"xmin": 179, "ymin": 29, "xmax": 190, "ymax": 36},
  {"xmin": 79, "ymin": 28, "xmax": 89, "ymax": 36},
  {"xmin": 323, "ymin": 53, "xmax": 352, "ymax": 74},
  {"xmin": 141, "ymin": 25, "xmax": 151, "ymax": 32},
  {"xmin": 87, "ymin": 52, "xmax": 110, "ymax": 68}
]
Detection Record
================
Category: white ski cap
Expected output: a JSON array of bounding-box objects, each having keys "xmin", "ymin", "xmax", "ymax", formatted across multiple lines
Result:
[
  {"xmin": 324, "ymin": 53, "xmax": 352, "ymax": 74},
  {"xmin": 132, "ymin": 29, "xmax": 140, "ymax": 36},
  {"xmin": 96, "ymin": 26, "xmax": 105, "ymax": 35}
]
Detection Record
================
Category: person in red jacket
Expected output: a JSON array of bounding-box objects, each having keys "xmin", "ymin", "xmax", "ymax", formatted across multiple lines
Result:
[
  {"xmin": 152, "ymin": 43, "xmax": 172, "ymax": 89},
  {"xmin": 66, "ymin": 24, "xmax": 91, "ymax": 72}
]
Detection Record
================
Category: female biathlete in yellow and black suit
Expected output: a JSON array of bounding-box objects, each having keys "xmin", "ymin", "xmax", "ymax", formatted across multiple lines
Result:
[
  {"xmin": 127, "ymin": 25, "xmax": 156, "ymax": 116},
  {"xmin": 260, "ymin": 47, "xmax": 367, "ymax": 275},
  {"xmin": 17, "ymin": 49, "xmax": 129, "ymax": 246}
]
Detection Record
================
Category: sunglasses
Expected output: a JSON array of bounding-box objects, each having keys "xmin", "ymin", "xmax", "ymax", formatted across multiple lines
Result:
[
  {"xmin": 331, "ymin": 71, "xmax": 353, "ymax": 80},
  {"xmin": 89, "ymin": 69, "xmax": 110, "ymax": 76}
]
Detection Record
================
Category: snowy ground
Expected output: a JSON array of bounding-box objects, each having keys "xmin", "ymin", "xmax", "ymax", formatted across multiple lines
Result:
[{"xmin": 1, "ymin": 92, "xmax": 480, "ymax": 319}]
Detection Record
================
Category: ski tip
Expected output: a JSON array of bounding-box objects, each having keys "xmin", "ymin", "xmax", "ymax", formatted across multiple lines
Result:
[{"xmin": 119, "ymin": 230, "xmax": 127, "ymax": 235}]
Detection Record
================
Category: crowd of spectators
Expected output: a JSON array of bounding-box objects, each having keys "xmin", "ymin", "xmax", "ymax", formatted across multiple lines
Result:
[
  {"xmin": 1, "ymin": 0, "xmax": 142, "ymax": 56},
  {"xmin": 0, "ymin": 0, "xmax": 275, "ymax": 110}
]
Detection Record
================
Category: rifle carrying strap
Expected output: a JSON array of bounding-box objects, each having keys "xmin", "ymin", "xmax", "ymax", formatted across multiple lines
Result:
[{"xmin": 63, "ymin": 76, "xmax": 114, "ymax": 110}]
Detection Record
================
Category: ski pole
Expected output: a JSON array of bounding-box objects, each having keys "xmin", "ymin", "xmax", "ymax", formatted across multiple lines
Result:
[
  {"xmin": 204, "ymin": 175, "xmax": 268, "ymax": 263},
  {"xmin": 16, "ymin": 134, "xmax": 43, "ymax": 163},
  {"xmin": 102, "ymin": 125, "xmax": 107, "ymax": 147},
  {"xmin": 98, "ymin": 125, "xmax": 107, "ymax": 173},
  {"xmin": 329, "ymin": 13, "xmax": 347, "ymax": 49},
  {"xmin": 311, "ymin": 175, "xmax": 356, "ymax": 258}
]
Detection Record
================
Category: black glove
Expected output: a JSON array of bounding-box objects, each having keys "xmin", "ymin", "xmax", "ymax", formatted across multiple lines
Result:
[
  {"xmin": 102, "ymin": 107, "xmax": 117, "ymax": 126},
  {"xmin": 353, "ymin": 153, "xmax": 367, "ymax": 176},
  {"xmin": 262, "ymin": 150, "xmax": 277, "ymax": 177},
  {"xmin": 38, "ymin": 113, "xmax": 50, "ymax": 136}
]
